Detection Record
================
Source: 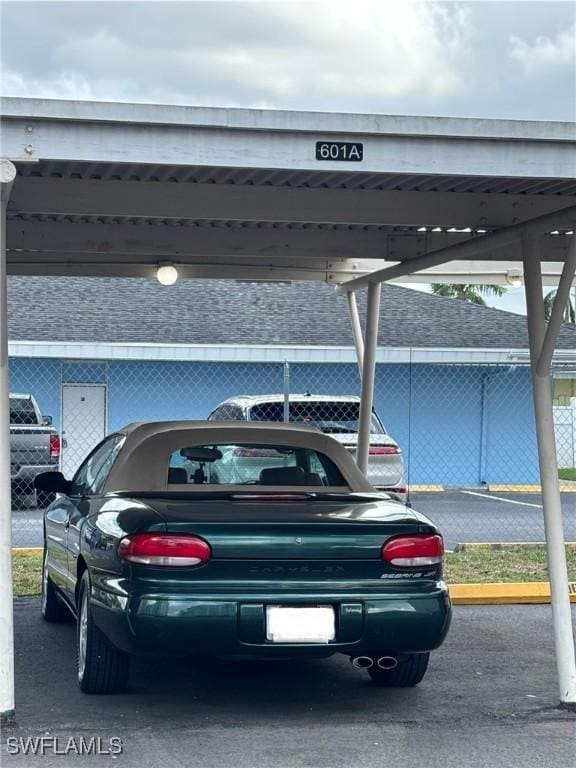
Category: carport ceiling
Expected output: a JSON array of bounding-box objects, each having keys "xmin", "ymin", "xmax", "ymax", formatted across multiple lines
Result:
[{"xmin": 1, "ymin": 97, "xmax": 575, "ymax": 283}]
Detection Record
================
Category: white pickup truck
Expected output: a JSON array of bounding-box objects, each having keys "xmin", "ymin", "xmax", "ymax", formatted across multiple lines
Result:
[{"xmin": 10, "ymin": 393, "xmax": 61, "ymax": 508}]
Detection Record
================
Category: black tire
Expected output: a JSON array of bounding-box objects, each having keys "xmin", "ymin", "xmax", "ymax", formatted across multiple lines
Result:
[
  {"xmin": 36, "ymin": 490, "xmax": 56, "ymax": 509},
  {"xmin": 77, "ymin": 571, "xmax": 130, "ymax": 694},
  {"xmin": 368, "ymin": 653, "xmax": 430, "ymax": 687},
  {"xmin": 41, "ymin": 550, "xmax": 70, "ymax": 622}
]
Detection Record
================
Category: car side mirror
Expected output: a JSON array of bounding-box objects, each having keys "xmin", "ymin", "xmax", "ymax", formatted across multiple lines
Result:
[
  {"xmin": 34, "ymin": 471, "xmax": 71, "ymax": 495},
  {"xmin": 42, "ymin": 415, "xmax": 53, "ymax": 426}
]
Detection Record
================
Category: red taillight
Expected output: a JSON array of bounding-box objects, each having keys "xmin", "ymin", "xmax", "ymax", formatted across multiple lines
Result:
[
  {"xmin": 369, "ymin": 445, "xmax": 401, "ymax": 455},
  {"xmin": 381, "ymin": 534, "xmax": 444, "ymax": 567},
  {"xmin": 49, "ymin": 433, "xmax": 61, "ymax": 459},
  {"xmin": 119, "ymin": 534, "xmax": 211, "ymax": 567}
]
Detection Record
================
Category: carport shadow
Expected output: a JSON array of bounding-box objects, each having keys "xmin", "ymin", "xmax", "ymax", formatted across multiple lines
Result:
[{"xmin": 10, "ymin": 598, "xmax": 573, "ymax": 738}]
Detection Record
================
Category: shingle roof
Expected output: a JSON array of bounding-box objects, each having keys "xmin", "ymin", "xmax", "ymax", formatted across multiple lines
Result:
[{"xmin": 7, "ymin": 276, "xmax": 576, "ymax": 350}]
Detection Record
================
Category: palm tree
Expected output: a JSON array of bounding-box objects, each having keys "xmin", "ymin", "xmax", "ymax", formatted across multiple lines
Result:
[
  {"xmin": 430, "ymin": 284, "xmax": 507, "ymax": 306},
  {"xmin": 543, "ymin": 289, "xmax": 576, "ymax": 324}
]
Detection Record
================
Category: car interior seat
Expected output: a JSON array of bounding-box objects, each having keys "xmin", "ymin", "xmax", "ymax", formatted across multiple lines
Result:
[
  {"xmin": 168, "ymin": 467, "xmax": 188, "ymax": 484},
  {"xmin": 259, "ymin": 466, "xmax": 307, "ymax": 485}
]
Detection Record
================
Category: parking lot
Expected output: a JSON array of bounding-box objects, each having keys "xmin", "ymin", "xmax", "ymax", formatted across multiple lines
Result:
[
  {"xmin": 2, "ymin": 598, "xmax": 574, "ymax": 768},
  {"xmin": 11, "ymin": 490, "xmax": 576, "ymax": 550}
]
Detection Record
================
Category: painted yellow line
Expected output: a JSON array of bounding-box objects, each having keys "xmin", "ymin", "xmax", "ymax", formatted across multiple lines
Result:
[
  {"xmin": 449, "ymin": 582, "xmax": 576, "ymax": 605},
  {"xmin": 489, "ymin": 484, "xmax": 576, "ymax": 493},
  {"xmin": 409, "ymin": 485, "xmax": 444, "ymax": 492}
]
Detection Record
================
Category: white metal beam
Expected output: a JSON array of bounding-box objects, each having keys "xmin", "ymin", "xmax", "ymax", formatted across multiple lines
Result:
[
  {"xmin": 8, "ymin": 221, "xmax": 572, "ymax": 264},
  {"xmin": 6, "ymin": 256, "xmax": 382, "ymax": 283},
  {"xmin": 346, "ymin": 290, "xmax": 364, "ymax": 375},
  {"xmin": 0, "ymin": 160, "xmax": 16, "ymax": 723},
  {"xmin": 336, "ymin": 207, "xmax": 576, "ymax": 294},
  {"xmin": 10, "ymin": 178, "xmax": 575, "ymax": 229},
  {"xmin": 537, "ymin": 236, "xmax": 576, "ymax": 376},
  {"xmin": 2, "ymin": 98, "xmax": 574, "ymax": 178},
  {"xmin": 7, "ymin": 220, "xmax": 393, "ymax": 261},
  {"xmin": 356, "ymin": 283, "xmax": 381, "ymax": 475},
  {"xmin": 3, "ymin": 97, "xmax": 574, "ymax": 142}
]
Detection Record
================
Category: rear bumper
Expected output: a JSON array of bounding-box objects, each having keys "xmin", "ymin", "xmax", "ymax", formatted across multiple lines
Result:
[{"xmin": 90, "ymin": 581, "xmax": 451, "ymax": 659}]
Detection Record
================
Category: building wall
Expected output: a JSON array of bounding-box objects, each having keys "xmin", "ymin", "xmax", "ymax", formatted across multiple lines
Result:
[{"xmin": 8, "ymin": 357, "xmax": 539, "ymax": 485}]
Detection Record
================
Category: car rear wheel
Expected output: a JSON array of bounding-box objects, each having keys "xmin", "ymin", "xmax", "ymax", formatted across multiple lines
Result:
[
  {"xmin": 367, "ymin": 652, "xmax": 430, "ymax": 687},
  {"xmin": 41, "ymin": 550, "xmax": 70, "ymax": 622},
  {"xmin": 77, "ymin": 571, "xmax": 130, "ymax": 694}
]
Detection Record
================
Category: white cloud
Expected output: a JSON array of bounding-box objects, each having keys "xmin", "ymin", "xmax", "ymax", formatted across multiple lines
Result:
[
  {"xmin": 2, "ymin": 1, "xmax": 471, "ymax": 106},
  {"xmin": 509, "ymin": 24, "xmax": 575, "ymax": 73}
]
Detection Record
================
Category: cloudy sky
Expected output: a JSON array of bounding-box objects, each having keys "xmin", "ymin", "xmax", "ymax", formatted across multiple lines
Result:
[
  {"xmin": 1, "ymin": 1, "xmax": 574, "ymax": 313},
  {"xmin": 1, "ymin": 1, "xmax": 574, "ymax": 121}
]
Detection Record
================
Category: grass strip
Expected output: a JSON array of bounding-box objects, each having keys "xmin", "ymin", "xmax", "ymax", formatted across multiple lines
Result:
[
  {"xmin": 13, "ymin": 551, "xmax": 43, "ymax": 596},
  {"xmin": 445, "ymin": 545, "xmax": 576, "ymax": 583}
]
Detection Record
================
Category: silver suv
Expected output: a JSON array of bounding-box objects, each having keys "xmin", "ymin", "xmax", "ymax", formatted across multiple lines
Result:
[{"xmin": 208, "ymin": 394, "xmax": 405, "ymax": 500}]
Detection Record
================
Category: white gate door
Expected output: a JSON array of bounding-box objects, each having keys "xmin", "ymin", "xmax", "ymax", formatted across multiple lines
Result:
[
  {"xmin": 553, "ymin": 403, "xmax": 575, "ymax": 469},
  {"xmin": 61, "ymin": 384, "xmax": 107, "ymax": 478}
]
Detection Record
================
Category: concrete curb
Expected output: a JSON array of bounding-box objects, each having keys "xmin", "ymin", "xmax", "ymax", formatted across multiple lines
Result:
[
  {"xmin": 408, "ymin": 485, "xmax": 444, "ymax": 492},
  {"xmin": 449, "ymin": 582, "xmax": 576, "ymax": 605}
]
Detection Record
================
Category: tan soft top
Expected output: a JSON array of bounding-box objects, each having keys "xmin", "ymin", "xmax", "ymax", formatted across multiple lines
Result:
[{"xmin": 104, "ymin": 420, "xmax": 373, "ymax": 493}]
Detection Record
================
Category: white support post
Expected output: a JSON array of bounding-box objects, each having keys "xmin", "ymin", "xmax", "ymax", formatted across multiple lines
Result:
[
  {"xmin": 346, "ymin": 290, "xmax": 364, "ymax": 377},
  {"xmin": 523, "ymin": 235, "xmax": 576, "ymax": 710},
  {"xmin": 0, "ymin": 160, "xmax": 16, "ymax": 723},
  {"xmin": 356, "ymin": 283, "xmax": 381, "ymax": 475}
]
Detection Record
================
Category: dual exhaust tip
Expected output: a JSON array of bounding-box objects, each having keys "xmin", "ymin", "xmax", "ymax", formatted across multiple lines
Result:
[{"xmin": 351, "ymin": 655, "xmax": 398, "ymax": 670}]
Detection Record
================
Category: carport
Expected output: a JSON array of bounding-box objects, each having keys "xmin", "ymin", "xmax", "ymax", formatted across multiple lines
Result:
[{"xmin": 1, "ymin": 97, "xmax": 575, "ymax": 718}]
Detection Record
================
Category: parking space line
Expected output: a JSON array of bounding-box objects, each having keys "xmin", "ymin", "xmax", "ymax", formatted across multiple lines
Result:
[{"xmin": 460, "ymin": 490, "xmax": 543, "ymax": 509}]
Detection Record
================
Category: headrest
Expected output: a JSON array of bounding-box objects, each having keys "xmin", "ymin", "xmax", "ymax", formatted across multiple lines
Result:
[
  {"xmin": 168, "ymin": 467, "xmax": 188, "ymax": 484},
  {"xmin": 259, "ymin": 466, "xmax": 306, "ymax": 485}
]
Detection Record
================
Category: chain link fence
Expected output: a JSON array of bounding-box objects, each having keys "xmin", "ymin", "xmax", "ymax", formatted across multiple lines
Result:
[{"xmin": 8, "ymin": 354, "xmax": 576, "ymax": 548}]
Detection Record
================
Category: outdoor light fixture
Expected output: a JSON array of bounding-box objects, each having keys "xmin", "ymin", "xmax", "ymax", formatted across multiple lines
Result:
[
  {"xmin": 156, "ymin": 263, "xmax": 178, "ymax": 286},
  {"xmin": 506, "ymin": 269, "xmax": 523, "ymax": 288}
]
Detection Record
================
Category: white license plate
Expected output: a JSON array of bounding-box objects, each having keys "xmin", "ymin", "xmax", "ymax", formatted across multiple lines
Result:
[{"xmin": 266, "ymin": 605, "xmax": 335, "ymax": 644}]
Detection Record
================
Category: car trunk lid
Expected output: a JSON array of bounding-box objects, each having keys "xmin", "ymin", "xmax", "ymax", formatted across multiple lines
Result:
[{"xmin": 125, "ymin": 494, "xmax": 428, "ymax": 582}]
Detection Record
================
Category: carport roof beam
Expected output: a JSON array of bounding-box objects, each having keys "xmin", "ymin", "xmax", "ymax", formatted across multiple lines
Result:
[
  {"xmin": 336, "ymin": 205, "xmax": 576, "ymax": 293},
  {"xmin": 536, "ymin": 235, "xmax": 576, "ymax": 376}
]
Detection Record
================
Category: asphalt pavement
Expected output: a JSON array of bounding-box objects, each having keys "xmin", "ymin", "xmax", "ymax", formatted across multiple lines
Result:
[
  {"xmin": 11, "ymin": 490, "xmax": 576, "ymax": 549},
  {"xmin": 1, "ymin": 599, "xmax": 574, "ymax": 768}
]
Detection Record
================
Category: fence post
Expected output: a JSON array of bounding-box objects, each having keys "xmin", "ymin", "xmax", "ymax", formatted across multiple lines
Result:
[{"xmin": 283, "ymin": 360, "xmax": 290, "ymax": 423}]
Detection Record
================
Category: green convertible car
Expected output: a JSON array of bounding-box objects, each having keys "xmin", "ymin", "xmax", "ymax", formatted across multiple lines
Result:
[{"xmin": 35, "ymin": 421, "xmax": 451, "ymax": 694}]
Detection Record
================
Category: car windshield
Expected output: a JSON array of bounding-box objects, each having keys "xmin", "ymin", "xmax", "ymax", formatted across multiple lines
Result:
[
  {"xmin": 168, "ymin": 443, "xmax": 348, "ymax": 487},
  {"xmin": 248, "ymin": 401, "xmax": 385, "ymax": 434},
  {"xmin": 9, "ymin": 397, "xmax": 38, "ymax": 425}
]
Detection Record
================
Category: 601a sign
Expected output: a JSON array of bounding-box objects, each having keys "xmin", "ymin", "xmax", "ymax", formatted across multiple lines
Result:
[{"xmin": 315, "ymin": 141, "xmax": 363, "ymax": 162}]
